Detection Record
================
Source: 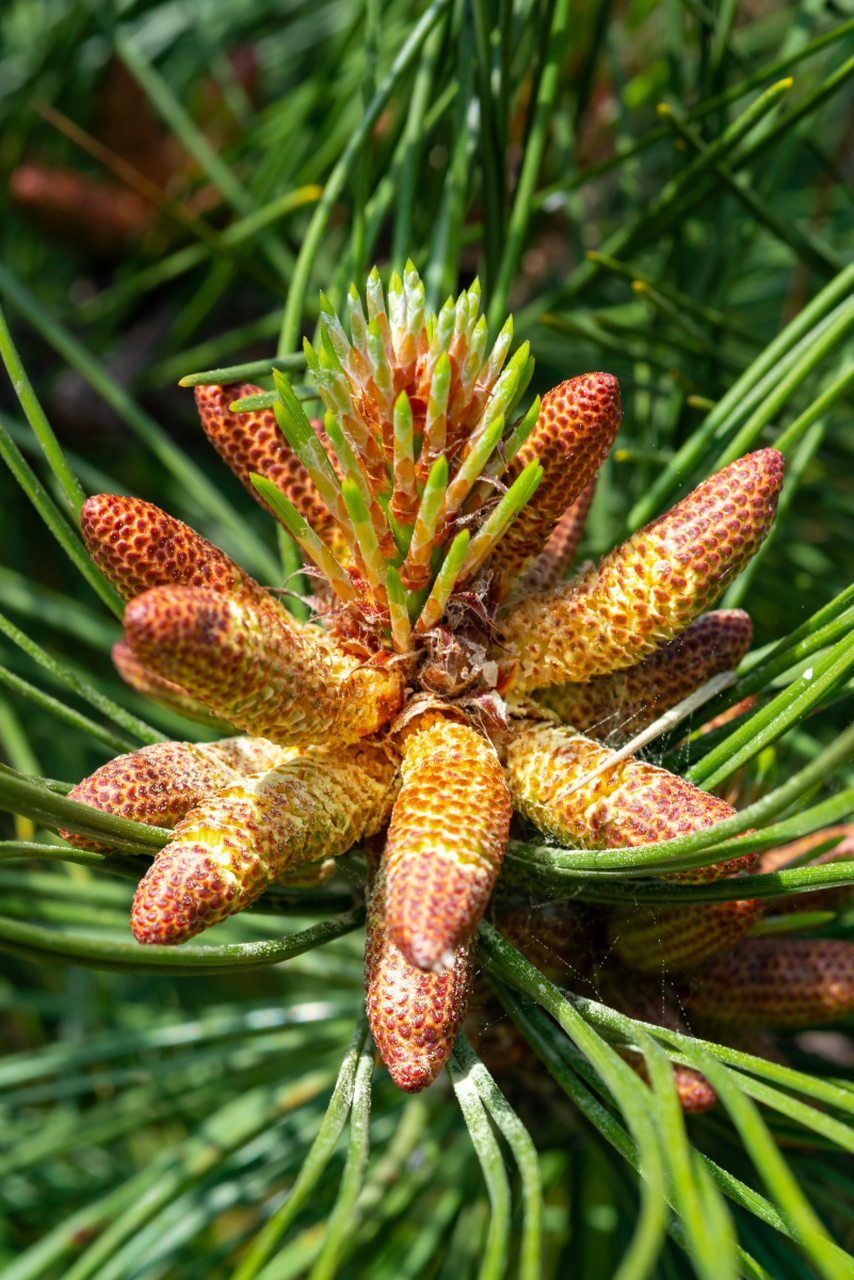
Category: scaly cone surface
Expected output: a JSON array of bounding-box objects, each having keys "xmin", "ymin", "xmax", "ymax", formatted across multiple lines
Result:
[
  {"xmin": 124, "ymin": 586, "xmax": 404, "ymax": 747},
  {"xmin": 365, "ymin": 848, "xmax": 476, "ymax": 1093},
  {"xmin": 111, "ymin": 638, "xmax": 232, "ymax": 729},
  {"xmin": 65, "ymin": 263, "xmax": 799, "ymax": 1092},
  {"xmin": 194, "ymin": 383, "xmax": 350, "ymax": 564},
  {"xmin": 82, "ymin": 494, "xmax": 269, "ymax": 607},
  {"xmin": 489, "ymin": 375, "xmax": 620, "ymax": 600},
  {"xmin": 505, "ymin": 719, "xmax": 746, "ymax": 866},
  {"xmin": 63, "ymin": 741, "xmax": 241, "ymax": 851},
  {"xmin": 502, "ymin": 449, "xmax": 783, "ymax": 693},
  {"xmin": 539, "ymin": 609, "xmax": 753, "ymax": 741},
  {"xmin": 132, "ymin": 742, "xmax": 396, "ymax": 944},
  {"xmin": 606, "ymin": 898, "xmax": 761, "ymax": 974},
  {"xmin": 504, "ymin": 719, "xmax": 760, "ymax": 969},
  {"xmin": 384, "ymin": 713, "xmax": 511, "ymax": 971},
  {"xmin": 684, "ymin": 938, "xmax": 854, "ymax": 1027}
]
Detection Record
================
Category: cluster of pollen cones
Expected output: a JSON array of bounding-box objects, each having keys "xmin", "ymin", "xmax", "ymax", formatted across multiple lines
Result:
[{"xmin": 61, "ymin": 265, "xmax": 854, "ymax": 1099}]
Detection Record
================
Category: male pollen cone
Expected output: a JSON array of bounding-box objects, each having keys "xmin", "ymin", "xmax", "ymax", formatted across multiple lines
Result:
[
  {"xmin": 490, "ymin": 374, "xmax": 621, "ymax": 599},
  {"xmin": 194, "ymin": 383, "xmax": 343, "ymax": 549},
  {"xmin": 123, "ymin": 586, "xmax": 404, "ymax": 747},
  {"xmin": 684, "ymin": 937, "xmax": 854, "ymax": 1028},
  {"xmin": 81, "ymin": 494, "xmax": 266, "ymax": 607},
  {"xmin": 607, "ymin": 898, "xmax": 761, "ymax": 974},
  {"xmin": 62, "ymin": 737, "xmax": 296, "ymax": 853},
  {"xmin": 365, "ymin": 850, "xmax": 476, "ymax": 1092},
  {"xmin": 384, "ymin": 716, "xmax": 511, "ymax": 971},
  {"xmin": 503, "ymin": 448, "xmax": 784, "ymax": 693},
  {"xmin": 506, "ymin": 720, "xmax": 747, "ymax": 868},
  {"xmin": 506, "ymin": 720, "xmax": 759, "ymax": 968},
  {"xmin": 132, "ymin": 743, "xmax": 395, "ymax": 944},
  {"xmin": 540, "ymin": 609, "xmax": 753, "ymax": 741}
]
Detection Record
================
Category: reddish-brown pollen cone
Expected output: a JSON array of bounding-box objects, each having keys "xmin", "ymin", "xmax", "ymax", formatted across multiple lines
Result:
[
  {"xmin": 504, "ymin": 448, "xmax": 784, "ymax": 693},
  {"xmin": 540, "ymin": 608, "xmax": 753, "ymax": 742},
  {"xmin": 193, "ymin": 383, "xmax": 342, "ymax": 547},
  {"xmin": 124, "ymin": 585, "xmax": 403, "ymax": 747},
  {"xmin": 61, "ymin": 742, "xmax": 238, "ymax": 851},
  {"xmin": 365, "ymin": 851, "xmax": 475, "ymax": 1092},
  {"xmin": 490, "ymin": 373, "xmax": 621, "ymax": 599},
  {"xmin": 383, "ymin": 717, "xmax": 511, "ymax": 972},
  {"xmin": 81, "ymin": 494, "xmax": 262, "ymax": 605},
  {"xmin": 684, "ymin": 937, "xmax": 854, "ymax": 1028}
]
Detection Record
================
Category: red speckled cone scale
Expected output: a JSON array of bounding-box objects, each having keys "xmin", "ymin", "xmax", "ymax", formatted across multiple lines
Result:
[
  {"xmin": 82, "ymin": 495, "xmax": 267, "ymax": 607},
  {"xmin": 132, "ymin": 742, "xmax": 396, "ymax": 944},
  {"xmin": 124, "ymin": 586, "xmax": 404, "ymax": 747},
  {"xmin": 384, "ymin": 715, "xmax": 511, "ymax": 971},
  {"xmin": 540, "ymin": 610, "xmax": 753, "ymax": 742},
  {"xmin": 365, "ymin": 851, "xmax": 475, "ymax": 1092},
  {"xmin": 505, "ymin": 719, "xmax": 759, "ymax": 968},
  {"xmin": 504, "ymin": 450, "xmax": 784, "ymax": 693},
  {"xmin": 489, "ymin": 375, "xmax": 620, "ymax": 600},
  {"xmin": 518, "ymin": 478, "xmax": 597, "ymax": 596},
  {"xmin": 685, "ymin": 938, "xmax": 854, "ymax": 1027}
]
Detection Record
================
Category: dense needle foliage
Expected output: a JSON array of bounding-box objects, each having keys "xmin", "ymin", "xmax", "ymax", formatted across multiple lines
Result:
[{"xmin": 1, "ymin": 0, "xmax": 854, "ymax": 1276}]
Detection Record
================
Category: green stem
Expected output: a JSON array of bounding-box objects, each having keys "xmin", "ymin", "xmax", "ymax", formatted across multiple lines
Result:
[
  {"xmin": 0, "ymin": 607, "xmax": 164, "ymax": 745},
  {"xmin": 0, "ymin": 262, "xmax": 281, "ymax": 585},
  {"xmin": 452, "ymin": 1035, "xmax": 542, "ymax": 1280},
  {"xmin": 503, "ymin": 731, "xmax": 854, "ymax": 877},
  {"xmin": 391, "ymin": 21, "xmax": 444, "ymax": 275},
  {"xmin": 0, "ymin": 763, "xmax": 170, "ymax": 852},
  {"xmin": 447, "ymin": 1045, "xmax": 512, "ymax": 1280},
  {"xmin": 712, "ymin": 295, "xmax": 854, "ymax": 469},
  {"xmin": 0, "ymin": 412, "xmax": 124, "ymax": 620},
  {"xmin": 478, "ymin": 924, "xmax": 668, "ymax": 1280},
  {"xmin": 628, "ymin": 259, "xmax": 854, "ymax": 529},
  {"xmin": 687, "ymin": 627, "xmax": 854, "ymax": 788},
  {"xmin": 0, "ymin": 661, "xmax": 136, "ymax": 755},
  {"xmin": 520, "ymin": 857, "xmax": 854, "ymax": 904},
  {"xmin": 0, "ymin": 904, "xmax": 366, "ymax": 976},
  {"xmin": 0, "ymin": 300, "xmax": 86, "ymax": 517}
]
